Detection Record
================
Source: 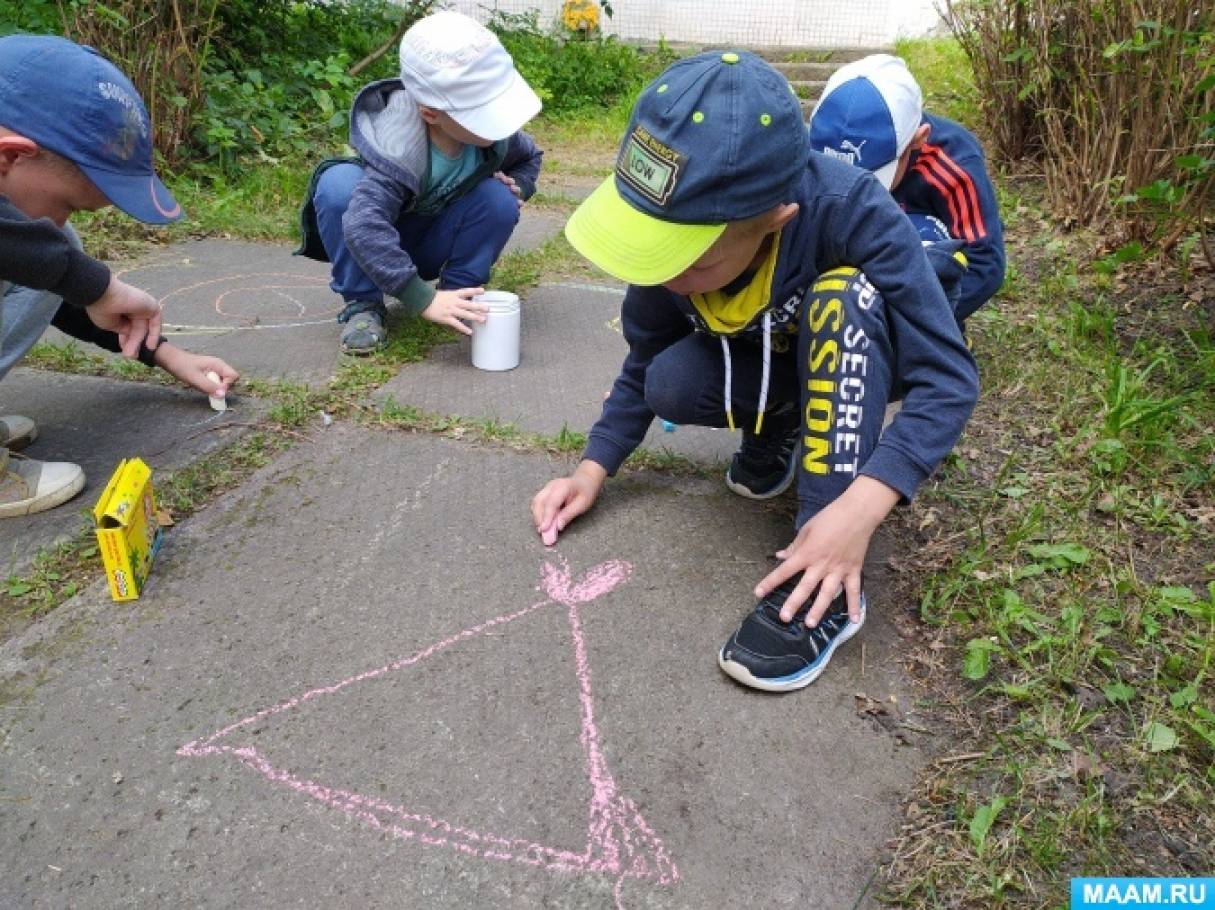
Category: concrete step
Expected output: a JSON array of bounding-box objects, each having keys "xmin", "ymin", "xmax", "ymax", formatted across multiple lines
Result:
[
  {"xmin": 636, "ymin": 43, "xmax": 883, "ymax": 66},
  {"xmin": 771, "ymin": 61, "xmax": 838, "ymax": 81},
  {"xmin": 789, "ymin": 79, "xmax": 827, "ymax": 100}
]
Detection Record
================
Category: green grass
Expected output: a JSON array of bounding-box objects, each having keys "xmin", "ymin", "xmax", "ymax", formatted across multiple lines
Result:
[
  {"xmin": 882, "ymin": 218, "xmax": 1214, "ymax": 905},
  {"xmin": 873, "ymin": 35, "xmax": 1215, "ymax": 906},
  {"xmin": 894, "ymin": 36, "xmax": 981, "ymax": 131},
  {"xmin": 24, "ymin": 341, "xmax": 174, "ymax": 384}
]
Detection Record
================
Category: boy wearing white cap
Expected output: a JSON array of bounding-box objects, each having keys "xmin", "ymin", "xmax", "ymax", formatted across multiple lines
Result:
[
  {"xmin": 808, "ymin": 54, "xmax": 1005, "ymax": 325},
  {"xmin": 299, "ymin": 11, "xmax": 544, "ymax": 353}
]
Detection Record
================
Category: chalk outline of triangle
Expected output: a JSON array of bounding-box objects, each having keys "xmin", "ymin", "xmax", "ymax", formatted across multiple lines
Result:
[{"xmin": 178, "ymin": 558, "xmax": 680, "ymax": 897}]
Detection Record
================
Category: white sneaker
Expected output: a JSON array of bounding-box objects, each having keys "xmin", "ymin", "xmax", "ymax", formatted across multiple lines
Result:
[
  {"xmin": 0, "ymin": 415, "xmax": 37, "ymax": 450},
  {"xmin": 0, "ymin": 448, "xmax": 85, "ymax": 518}
]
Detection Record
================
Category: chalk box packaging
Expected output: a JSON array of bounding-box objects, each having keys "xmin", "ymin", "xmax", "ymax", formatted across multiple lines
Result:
[{"xmin": 93, "ymin": 458, "xmax": 163, "ymax": 602}]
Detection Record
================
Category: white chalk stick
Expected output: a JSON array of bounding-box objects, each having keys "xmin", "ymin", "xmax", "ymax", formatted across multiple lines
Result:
[{"xmin": 205, "ymin": 370, "xmax": 227, "ymax": 412}]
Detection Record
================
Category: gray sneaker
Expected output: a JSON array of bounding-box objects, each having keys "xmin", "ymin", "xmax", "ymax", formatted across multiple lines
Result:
[
  {"xmin": 339, "ymin": 307, "xmax": 386, "ymax": 354},
  {"xmin": 0, "ymin": 448, "xmax": 85, "ymax": 518},
  {"xmin": 0, "ymin": 415, "xmax": 37, "ymax": 450}
]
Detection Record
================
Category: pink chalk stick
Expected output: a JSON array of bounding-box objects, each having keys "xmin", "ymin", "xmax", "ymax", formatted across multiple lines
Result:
[{"xmin": 541, "ymin": 524, "xmax": 559, "ymax": 547}]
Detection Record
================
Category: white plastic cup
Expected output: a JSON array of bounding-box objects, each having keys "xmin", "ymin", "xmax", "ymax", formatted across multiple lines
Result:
[{"xmin": 470, "ymin": 290, "xmax": 521, "ymax": 371}]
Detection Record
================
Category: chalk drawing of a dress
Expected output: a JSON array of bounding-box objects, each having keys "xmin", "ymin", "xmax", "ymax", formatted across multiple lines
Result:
[{"xmin": 179, "ymin": 558, "xmax": 679, "ymax": 906}]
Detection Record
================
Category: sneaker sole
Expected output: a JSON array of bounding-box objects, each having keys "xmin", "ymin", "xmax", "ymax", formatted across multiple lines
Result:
[
  {"xmin": 340, "ymin": 343, "xmax": 385, "ymax": 356},
  {"xmin": 724, "ymin": 440, "xmax": 800, "ymax": 501},
  {"xmin": 0, "ymin": 469, "xmax": 85, "ymax": 518},
  {"xmin": 1, "ymin": 427, "xmax": 37, "ymax": 452},
  {"xmin": 718, "ymin": 599, "xmax": 866, "ymax": 693}
]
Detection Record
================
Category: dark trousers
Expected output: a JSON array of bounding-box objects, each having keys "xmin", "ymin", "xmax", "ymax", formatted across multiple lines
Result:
[
  {"xmin": 634, "ymin": 267, "xmax": 896, "ymax": 529},
  {"xmin": 312, "ymin": 162, "xmax": 520, "ymax": 303}
]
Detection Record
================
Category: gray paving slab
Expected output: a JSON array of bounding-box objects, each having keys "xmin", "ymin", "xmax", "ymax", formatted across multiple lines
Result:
[
  {"xmin": 0, "ymin": 423, "xmax": 924, "ymax": 909},
  {"xmin": 503, "ymin": 207, "xmax": 567, "ymax": 254},
  {"xmin": 34, "ymin": 211, "xmax": 565, "ymax": 391},
  {"xmin": 0, "ymin": 368, "xmax": 262, "ymax": 575},
  {"xmin": 39, "ymin": 239, "xmax": 344, "ymax": 388},
  {"xmin": 541, "ymin": 174, "xmax": 604, "ymax": 203},
  {"xmin": 377, "ymin": 283, "xmax": 742, "ymax": 465}
]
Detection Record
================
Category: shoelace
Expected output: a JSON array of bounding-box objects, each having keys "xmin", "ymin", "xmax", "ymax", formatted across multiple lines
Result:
[{"xmin": 740, "ymin": 422, "xmax": 796, "ymax": 472}]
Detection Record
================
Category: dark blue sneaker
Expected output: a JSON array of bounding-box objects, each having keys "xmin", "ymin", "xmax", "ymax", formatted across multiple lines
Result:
[
  {"xmin": 725, "ymin": 409, "xmax": 799, "ymax": 500},
  {"xmin": 338, "ymin": 300, "xmax": 388, "ymax": 354},
  {"xmin": 718, "ymin": 574, "xmax": 865, "ymax": 692}
]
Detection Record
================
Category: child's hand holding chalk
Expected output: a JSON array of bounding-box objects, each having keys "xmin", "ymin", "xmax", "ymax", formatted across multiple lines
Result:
[
  {"xmin": 152, "ymin": 345, "xmax": 240, "ymax": 407},
  {"xmin": 530, "ymin": 462, "xmax": 608, "ymax": 548}
]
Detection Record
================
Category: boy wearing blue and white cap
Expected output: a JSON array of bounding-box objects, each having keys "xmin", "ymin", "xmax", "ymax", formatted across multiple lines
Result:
[
  {"xmin": 531, "ymin": 51, "xmax": 979, "ymax": 692},
  {"xmin": 0, "ymin": 35, "xmax": 238, "ymax": 518},
  {"xmin": 298, "ymin": 10, "xmax": 544, "ymax": 353},
  {"xmin": 809, "ymin": 54, "xmax": 1005, "ymax": 325}
]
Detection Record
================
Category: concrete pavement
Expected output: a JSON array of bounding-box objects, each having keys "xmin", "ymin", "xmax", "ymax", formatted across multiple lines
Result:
[{"xmin": 2, "ymin": 232, "xmax": 931, "ymax": 908}]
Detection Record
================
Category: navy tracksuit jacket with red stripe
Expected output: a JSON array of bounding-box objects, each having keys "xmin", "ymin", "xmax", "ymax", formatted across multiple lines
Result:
[{"xmin": 894, "ymin": 113, "xmax": 1005, "ymax": 322}]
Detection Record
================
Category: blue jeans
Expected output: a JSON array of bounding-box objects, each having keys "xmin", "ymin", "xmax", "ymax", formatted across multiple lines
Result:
[
  {"xmin": 312, "ymin": 162, "xmax": 521, "ymax": 304},
  {"xmin": 0, "ymin": 224, "xmax": 81, "ymax": 382}
]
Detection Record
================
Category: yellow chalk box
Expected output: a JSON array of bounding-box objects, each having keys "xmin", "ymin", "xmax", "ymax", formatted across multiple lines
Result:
[{"xmin": 93, "ymin": 458, "xmax": 163, "ymax": 602}]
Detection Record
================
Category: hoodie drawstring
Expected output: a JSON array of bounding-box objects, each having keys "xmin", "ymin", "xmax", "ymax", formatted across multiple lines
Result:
[
  {"xmin": 756, "ymin": 312, "xmax": 771, "ymax": 435},
  {"xmin": 720, "ymin": 311, "xmax": 773, "ymax": 436},
  {"xmin": 721, "ymin": 337, "xmax": 735, "ymax": 431}
]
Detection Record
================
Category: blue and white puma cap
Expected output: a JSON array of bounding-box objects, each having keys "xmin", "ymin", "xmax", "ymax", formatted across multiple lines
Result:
[{"xmin": 807, "ymin": 54, "xmax": 924, "ymax": 189}]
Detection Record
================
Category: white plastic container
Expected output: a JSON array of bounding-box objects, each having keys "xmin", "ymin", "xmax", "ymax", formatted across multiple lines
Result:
[{"xmin": 470, "ymin": 290, "xmax": 521, "ymax": 371}]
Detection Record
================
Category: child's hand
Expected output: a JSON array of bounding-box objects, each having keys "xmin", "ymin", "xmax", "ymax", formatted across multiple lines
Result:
[
  {"xmin": 152, "ymin": 343, "xmax": 239, "ymax": 397},
  {"xmin": 754, "ymin": 476, "xmax": 900, "ymax": 627},
  {"xmin": 531, "ymin": 461, "xmax": 607, "ymax": 546},
  {"xmin": 421, "ymin": 288, "xmax": 488, "ymax": 336},
  {"xmin": 493, "ymin": 171, "xmax": 525, "ymax": 208},
  {"xmin": 87, "ymin": 277, "xmax": 163, "ymax": 357}
]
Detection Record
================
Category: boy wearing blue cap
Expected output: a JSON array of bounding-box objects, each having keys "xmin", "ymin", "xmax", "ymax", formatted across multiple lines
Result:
[
  {"xmin": 298, "ymin": 10, "xmax": 543, "ymax": 353},
  {"xmin": 531, "ymin": 51, "xmax": 979, "ymax": 692},
  {"xmin": 808, "ymin": 54, "xmax": 1005, "ymax": 325},
  {"xmin": 0, "ymin": 35, "xmax": 239, "ymax": 518}
]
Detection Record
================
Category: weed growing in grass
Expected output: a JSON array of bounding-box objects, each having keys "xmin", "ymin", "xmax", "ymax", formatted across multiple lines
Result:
[{"xmin": 24, "ymin": 341, "xmax": 101, "ymax": 374}]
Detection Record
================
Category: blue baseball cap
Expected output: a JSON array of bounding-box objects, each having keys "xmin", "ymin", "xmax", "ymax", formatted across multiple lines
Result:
[
  {"xmin": 565, "ymin": 51, "xmax": 808, "ymax": 285},
  {"xmin": 807, "ymin": 54, "xmax": 923, "ymax": 189},
  {"xmin": 0, "ymin": 35, "xmax": 182, "ymax": 224}
]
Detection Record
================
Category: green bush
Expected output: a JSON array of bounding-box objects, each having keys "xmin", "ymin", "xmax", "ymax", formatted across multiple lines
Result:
[
  {"xmin": 0, "ymin": 0, "xmax": 60, "ymax": 34},
  {"xmin": 489, "ymin": 9, "xmax": 663, "ymax": 116},
  {"xmin": 210, "ymin": 0, "xmax": 420, "ymax": 79},
  {"xmin": 196, "ymin": 55, "xmax": 358, "ymax": 171},
  {"xmin": 1, "ymin": 0, "xmax": 665, "ymax": 178},
  {"xmin": 947, "ymin": 1, "xmax": 1213, "ymax": 261}
]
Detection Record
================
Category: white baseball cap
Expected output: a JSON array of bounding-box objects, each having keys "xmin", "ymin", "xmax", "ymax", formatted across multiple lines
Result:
[
  {"xmin": 808, "ymin": 54, "xmax": 924, "ymax": 188},
  {"xmin": 398, "ymin": 11, "xmax": 542, "ymax": 142}
]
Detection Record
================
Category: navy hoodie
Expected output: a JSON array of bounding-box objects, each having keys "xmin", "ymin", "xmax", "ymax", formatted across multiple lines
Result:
[
  {"xmin": 584, "ymin": 152, "xmax": 979, "ymax": 504},
  {"xmin": 895, "ymin": 113, "xmax": 1005, "ymax": 322}
]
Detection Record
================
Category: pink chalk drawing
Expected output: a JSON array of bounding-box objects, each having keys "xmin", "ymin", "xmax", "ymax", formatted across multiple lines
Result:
[{"xmin": 178, "ymin": 557, "xmax": 679, "ymax": 907}]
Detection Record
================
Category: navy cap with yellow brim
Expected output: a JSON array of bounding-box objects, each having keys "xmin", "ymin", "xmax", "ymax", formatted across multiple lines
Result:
[
  {"xmin": 564, "ymin": 50, "xmax": 807, "ymax": 287},
  {"xmin": 564, "ymin": 176, "xmax": 726, "ymax": 286}
]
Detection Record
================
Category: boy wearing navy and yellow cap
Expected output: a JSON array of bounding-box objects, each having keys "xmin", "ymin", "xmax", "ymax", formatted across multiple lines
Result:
[{"xmin": 531, "ymin": 51, "xmax": 979, "ymax": 692}]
